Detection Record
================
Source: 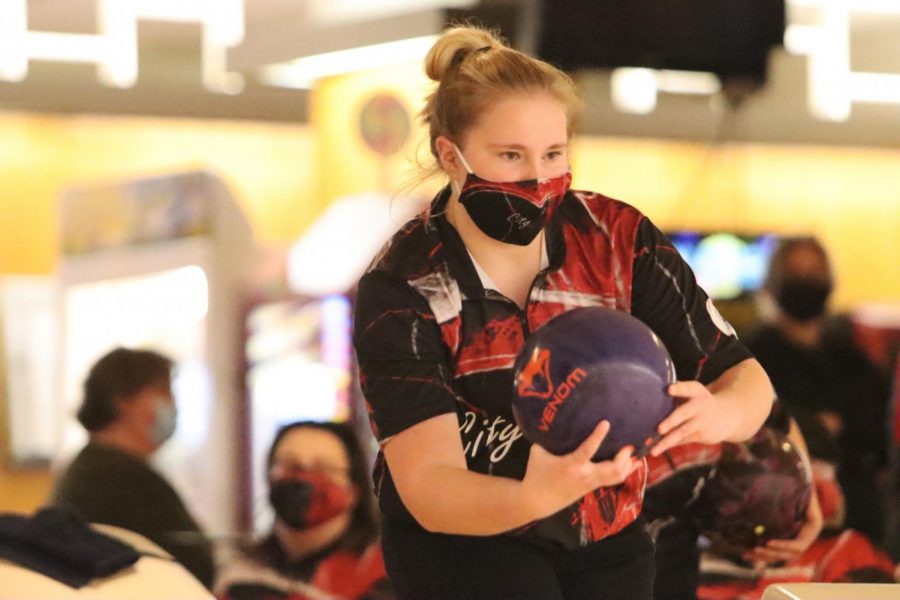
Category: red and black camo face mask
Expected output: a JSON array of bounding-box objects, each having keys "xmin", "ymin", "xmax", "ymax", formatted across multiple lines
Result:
[
  {"xmin": 454, "ymin": 145, "xmax": 572, "ymax": 246},
  {"xmin": 268, "ymin": 470, "xmax": 353, "ymax": 530}
]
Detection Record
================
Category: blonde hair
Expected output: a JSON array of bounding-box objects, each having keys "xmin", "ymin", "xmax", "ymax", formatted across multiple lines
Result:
[{"xmin": 420, "ymin": 25, "xmax": 582, "ymax": 171}]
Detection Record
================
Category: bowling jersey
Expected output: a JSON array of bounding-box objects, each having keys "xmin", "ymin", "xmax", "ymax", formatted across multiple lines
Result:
[{"xmin": 353, "ymin": 186, "xmax": 752, "ymax": 550}]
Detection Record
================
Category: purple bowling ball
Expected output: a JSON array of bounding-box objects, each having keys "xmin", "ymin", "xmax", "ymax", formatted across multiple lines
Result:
[
  {"xmin": 690, "ymin": 427, "xmax": 813, "ymax": 559},
  {"xmin": 512, "ymin": 306, "xmax": 676, "ymax": 461}
]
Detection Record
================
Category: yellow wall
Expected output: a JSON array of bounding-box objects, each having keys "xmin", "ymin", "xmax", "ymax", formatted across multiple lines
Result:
[
  {"xmin": 570, "ymin": 137, "xmax": 900, "ymax": 309},
  {"xmin": 0, "ymin": 112, "xmax": 317, "ymax": 274},
  {"xmin": 4, "ymin": 100, "xmax": 895, "ymax": 308},
  {"xmin": 311, "ymin": 62, "xmax": 439, "ymax": 204},
  {"xmin": 0, "ymin": 468, "xmax": 54, "ymax": 513}
]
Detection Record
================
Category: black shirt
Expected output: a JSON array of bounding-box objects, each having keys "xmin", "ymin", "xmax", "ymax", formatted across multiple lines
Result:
[
  {"xmin": 745, "ymin": 318, "xmax": 891, "ymax": 541},
  {"xmin": 50, "ymin": 442, "xmax": 215, "ymax": 587},
  {"xmin": 745, "ymin": 319, "xmax": 890, "ymax": 469},
  {"xmin": 353, "ymin": 187, "xmax": 752, "ymax": 550}
]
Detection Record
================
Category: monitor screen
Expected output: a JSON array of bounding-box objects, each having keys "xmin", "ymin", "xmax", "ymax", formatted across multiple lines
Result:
[
  {"xmin": 667, "ymin": 231, "xmax": 779, "ymax": 300},
  {"xmin": 538, "ymin": 0, "xmax": 785, "ymax": 82}
]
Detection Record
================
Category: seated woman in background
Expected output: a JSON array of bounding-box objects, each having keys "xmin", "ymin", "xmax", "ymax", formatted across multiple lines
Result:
[
  {"xmin": 50, "ymin": 347, "xmax": 215, "ymax": 588},
  {"xmin": 214, "ymin": 421, "xmax": 393, "ymax": 600},
  {"xmin": 745, "ymin": 236, "xmax": 892, "ymax": 545}
]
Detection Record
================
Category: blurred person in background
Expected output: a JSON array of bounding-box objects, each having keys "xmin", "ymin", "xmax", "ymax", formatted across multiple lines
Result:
[
  {"xmin": 50, "ymin": 347, "xmax": 215, "ymax": 588},
  {"xmin": 214, "ymin": 421, "xmax": 393, "ymax": 600},
  {"xmin": 694, "ymin": 407, "xmax": 897, "ymax": 600},
  {"xmin": 646, "ymin": 401, "xmax": 824, "ymax": 600},
  {"xmin": 745, "ymin": 236, "xmax": 892, "ymax": 545}
]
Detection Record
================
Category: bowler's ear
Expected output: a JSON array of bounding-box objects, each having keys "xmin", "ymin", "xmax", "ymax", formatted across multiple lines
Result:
[{"xmin": 434, "ymin": 135, "xmax": 462, "ymax": 176}]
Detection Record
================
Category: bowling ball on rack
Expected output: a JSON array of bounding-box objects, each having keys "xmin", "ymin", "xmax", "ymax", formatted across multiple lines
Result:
[
  {"xmin": 512, "ymin": 306, "xmax": 677, "ymax": 461},
  {"xmin": 689, "ymin": 427, "xmax": 813, "ymax": 558}
]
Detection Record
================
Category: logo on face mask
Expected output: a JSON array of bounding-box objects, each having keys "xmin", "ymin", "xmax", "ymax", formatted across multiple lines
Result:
[
  {"xmin": 454, "ymin": 145, "xmax": 572, "ymax": 246},
  {"xmin": 507, "ymin": 213, "xmax": 532, "ymax": 230}
]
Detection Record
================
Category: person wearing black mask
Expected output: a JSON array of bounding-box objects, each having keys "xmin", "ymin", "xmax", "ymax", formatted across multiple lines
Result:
[
  {"xmin": 745, "ymin": 237, "xmax": 892, "ymax": 544},
  {"xmin": 214, "ymin": 421, "xmax": 394, "ymax": 600}
]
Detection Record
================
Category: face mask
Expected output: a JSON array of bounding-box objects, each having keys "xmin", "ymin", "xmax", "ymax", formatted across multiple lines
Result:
[
  {"xmin": 269, "ymin": 470, "xmax": 353, "ymax": 530},
  {"xmin": 151, "ymin": 397, "xmax": 177, "ymax": 446},
  {"xmin": 775, "ymin": 277, "xmax": 832, "ymax": 322},
  {"xmin": 453, "ymin": 145, "xmax": 572, "ymax": 246}
]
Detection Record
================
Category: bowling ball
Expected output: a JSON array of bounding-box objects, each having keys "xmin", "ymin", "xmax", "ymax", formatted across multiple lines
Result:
[
  {"xmin": 690, "ymin": 427, "xmax": 813, "ymax": 558},
  {"xmin": 511, "ymin": 306, "xmax": 676, "ymax": 461}
]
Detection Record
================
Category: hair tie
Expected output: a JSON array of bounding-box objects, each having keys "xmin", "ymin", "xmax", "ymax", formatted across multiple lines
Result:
[{"xmin": 449, "ymin": 45, "xmax": 492, "ymax": 71}]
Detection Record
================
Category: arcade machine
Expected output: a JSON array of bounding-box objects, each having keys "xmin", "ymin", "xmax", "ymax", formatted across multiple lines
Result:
[
  {"xmin": 55, "ymin": 170, "xmax": 253, "ymax": 537},
  {"xmin": 241, "ymin": 192, "xmax": 425, "ymax": 533}
]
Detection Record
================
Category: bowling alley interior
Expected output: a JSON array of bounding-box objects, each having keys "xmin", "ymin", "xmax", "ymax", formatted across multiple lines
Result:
[{"xmin": 1, "ymin": 1, "xmax": 899, "ymax": 599}]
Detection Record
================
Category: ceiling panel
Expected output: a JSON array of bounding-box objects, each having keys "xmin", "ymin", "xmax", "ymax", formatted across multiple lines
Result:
[{"xmin": 1, "ymin": 0, "xmax": 898, "ymax": 146}]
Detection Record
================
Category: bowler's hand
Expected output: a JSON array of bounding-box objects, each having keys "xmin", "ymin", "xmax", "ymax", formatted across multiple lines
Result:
[
  {"xmin": 742, "ymin": 483, "xmax": 824, "ymax": 567},
  {"xmin": 650, "ymin": 381, "xmax": 736, "ymax": 456},
  {"xmin": 523, "ymin": 420, "xmax": 641, "ymax": 518}
]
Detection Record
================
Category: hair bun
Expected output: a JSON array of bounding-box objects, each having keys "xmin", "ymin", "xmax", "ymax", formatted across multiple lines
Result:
[{"xmin": 424, "ymin": 26, "xmax": 501, "ymax": 82}]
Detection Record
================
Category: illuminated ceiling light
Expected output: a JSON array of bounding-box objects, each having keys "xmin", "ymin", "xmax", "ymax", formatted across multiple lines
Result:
[
  {"xmin": 261, "ymin": 35, "xmax": 437, "ymax": 89},
  {"xmin": 171, "ymin": 265, "xmax": 210, "ymax": 322},
  {"xmin": 808, "ymin": 0, "xmax": 851, "ymax": 121},
  {"xmin": 849, "ymin": 72, "xmax": 900, "ymax": 103},
  {"xmin": 656, "ymin": 70, "xmax": 722, "ymax": 95},
  {"xmin": 25, "ymin": 32, "xmax": 109, "ymax": 63},
  {"xmin": 0, "ymin": 0, "xmax": 245, "ymax": 93},
  {"xmin": 784, "ymin": 24, "xmax": 819, "ymax": 55},
  {"xmin": 851, "ymin": 0, "xmax": 900, "ymax": 13},
  {"xmin": 611, "ymin": 68, "xmax": 658, "ymax": 114},
  {"xmin": 307, "ymin": 0, "xmax": 476, "ymax": 27},
  {"xmin": 789, "ymin": 0, "xmax": 900, "ymax": 14},
  {"xmin": 0, "ymin": 0, "xmax": 27, "ymax": 81},
  {"xmin": 207, "ymin": 0, "xmax": 246, "ymax": 47},
  {"xmin": 786, "ymin": 0, "xmax": 900, "ymax": 119},
  {"xmin": 201, "ymin": 0, "xmax": 247, "ymax": 93},
  {"xmin": 97, "ymin": 0, "xmax": 138, "ymax": 88},
  {"xmin": 202, "ymin": 35, "xmax": 245, "ymax": 95}
]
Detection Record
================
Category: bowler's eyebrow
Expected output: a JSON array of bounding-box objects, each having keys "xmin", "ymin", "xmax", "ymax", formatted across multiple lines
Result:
[{"xmin": 488, "ymin": 142, "xmax": 567, "ymax": 150}]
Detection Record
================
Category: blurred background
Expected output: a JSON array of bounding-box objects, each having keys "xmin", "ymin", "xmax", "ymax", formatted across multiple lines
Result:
[{"xmin": 0, "ymin": 0, "xmax": 897, "ymax": 544}]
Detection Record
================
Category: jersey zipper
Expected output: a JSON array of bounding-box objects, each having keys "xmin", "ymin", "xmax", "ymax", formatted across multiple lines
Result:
[{"xmin": 488, "ymin": 269, "xmax": 546, "ymax": 338}]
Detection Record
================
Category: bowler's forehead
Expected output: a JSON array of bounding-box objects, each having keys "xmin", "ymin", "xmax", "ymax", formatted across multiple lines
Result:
[
  {"xmin": 273, "ymin": 428, "xmax": 348, "ymax": 468},
  {"xmin": 785, "ymin": 245, "xmax": 828, "ymax": 277},
  {"xmin": 467, "ymin": 93, "xmax": 568, "ymax": 150}
]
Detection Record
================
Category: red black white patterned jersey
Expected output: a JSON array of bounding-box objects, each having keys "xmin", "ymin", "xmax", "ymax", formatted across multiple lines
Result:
[{"xmin": 353, "ymin": 186, "xmax": 752, "ymax": 550}]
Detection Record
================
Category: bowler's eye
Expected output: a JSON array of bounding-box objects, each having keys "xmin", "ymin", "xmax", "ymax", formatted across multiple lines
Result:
[
  {"xmin": 545, "ymin": 150, "xmax": 564, "ymax": 161},
  {"xmin": 500, "ymin": 151, "xmax": 521, "ymax": 161},
  {"xmin": 269, "ymin": 461, "xmax": 303, "ymax": 478}
]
